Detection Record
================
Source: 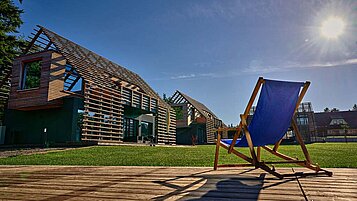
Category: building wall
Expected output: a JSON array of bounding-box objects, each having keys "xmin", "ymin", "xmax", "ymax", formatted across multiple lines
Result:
[
  {"xmin": 9, "ymin": 50, "xmax": 68, "ymax": 110},
  {"xmin": 176, "ymin": 123, "xmax": 206, "ymax": 145},
  {"xmin": 4, "ymin": 97, "xmax": 82, "ymax": 145}
]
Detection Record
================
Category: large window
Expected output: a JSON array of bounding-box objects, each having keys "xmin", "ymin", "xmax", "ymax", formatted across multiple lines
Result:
[
  {"xmin": 297, "ymin": 114, "xmax": 308, "ymax": 125},
  {"xmin": 21, "ymin": 60, "xmax": 41, "ymax": 89}
]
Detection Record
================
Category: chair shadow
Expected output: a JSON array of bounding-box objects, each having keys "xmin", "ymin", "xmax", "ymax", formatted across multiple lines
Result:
[
  {"xmin": 154, "ymin": 168, "xmax": 297, "ymax": 201},
  {"xmin": 183, "ymin": 174, "xmax": 266, "ymax": 200}
]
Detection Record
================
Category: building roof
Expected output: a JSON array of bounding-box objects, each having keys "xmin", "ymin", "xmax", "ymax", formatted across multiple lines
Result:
[
  {"xmin": 314, "ymin": 110, "xmax": 357, "ymax": 129},
  {"xmin": 171, "ymin": 90, "xmax": 219, "ymax": 120},
  {"xmin": 24, "ymin": 25, "xmax": 169, "ymax": 107}
]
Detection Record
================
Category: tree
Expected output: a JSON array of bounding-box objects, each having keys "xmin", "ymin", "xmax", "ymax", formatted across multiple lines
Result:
[
  {"xmin": 162, "ymin": 93, "xmax": 173, "ymax": 104},
  {"xmin": 0, "ymin": 0, "xmax": 24, "ymax": 70},
  {"xmin": 324, "ymin": 107, "xmax": 330, "ymax": 112},
  {"xmin": 353, "ymin": 104, "xmax": 357, "ymax": 111},
  {"xmin": 331, "ymin": 108, "xmax": 339, "ymax": 112}
]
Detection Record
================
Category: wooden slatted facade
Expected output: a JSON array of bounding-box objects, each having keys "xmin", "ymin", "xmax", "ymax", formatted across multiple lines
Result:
[
  {"xmin": 6, "ymin": 25, "xmax": 176, "ymax": 145},
  {"xmin": 170, "ymin": 90, "xmax": 224, "ymax": 144}
]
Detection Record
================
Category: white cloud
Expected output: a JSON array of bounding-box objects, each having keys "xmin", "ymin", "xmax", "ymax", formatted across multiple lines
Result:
[
  {"xmin": 243, "ymin": 58, "xmax": 357, "ymax": 74},
  {"xmin": 151, "ymin": 58, "xmax": 357, "ymax": 81},
  {"xmin": 170, "ymin": 74, "xmax": 196, "ymax": 80}
]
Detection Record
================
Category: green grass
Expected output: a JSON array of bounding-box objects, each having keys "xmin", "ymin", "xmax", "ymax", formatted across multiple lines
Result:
[{"xmin": 0, "ymin": 143, "xmax": 356, "ymax": 168}]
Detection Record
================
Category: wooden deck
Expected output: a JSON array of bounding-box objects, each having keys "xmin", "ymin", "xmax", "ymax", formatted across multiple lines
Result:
[{"xmin": 0, "ymin": 166, "xmax": 356, "ymax": 200}]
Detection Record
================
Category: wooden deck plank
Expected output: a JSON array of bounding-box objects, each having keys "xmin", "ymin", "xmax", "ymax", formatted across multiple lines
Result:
[{"xmin": 0, "ymin": 166, "xmax": 356, "ymax": 200}]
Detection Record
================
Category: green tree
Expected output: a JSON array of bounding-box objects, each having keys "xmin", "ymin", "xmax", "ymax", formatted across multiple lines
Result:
[
  {"xmin": 353, "ymin": 104, "xmax": 357, "ymax": 111},
  {"xmin": 331, "ymin": 108, "xmax": 339, "ymax": 112},
  {"xmin": 162, "ymin": 93, "xmax": 173, "ymax": 104},
  {"xmin": 0, "ymin": 0, "xmax": 24, "ymax": 70},
  {"xmin": 173, "ymin": 106, "xmax": 183, "ymax": 120}
]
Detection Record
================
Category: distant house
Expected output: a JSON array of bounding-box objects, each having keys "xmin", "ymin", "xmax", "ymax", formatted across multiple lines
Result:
[
  {"xmin": 169, "ymin": 91, "xmax": 224, "ymax": 145},
  {"xmin": 314, "ymin": 111, "xmax": 357, "ymax": 142},
  {"xmin": 249, "ymin": 102, "xmax": 317, "ymax": 143},
  {"xmin": 4, "ymin": 25, "xmax": 176, "ymax": 145}
]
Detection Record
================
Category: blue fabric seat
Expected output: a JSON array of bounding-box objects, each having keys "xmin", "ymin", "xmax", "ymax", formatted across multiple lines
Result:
[
  {"xmin": 221, "ymin": 79, "xmax": 304, "ymax": 147},
  {"xmin": 221, "ymin": 138, "xmax": 241, "ymax": 146}
]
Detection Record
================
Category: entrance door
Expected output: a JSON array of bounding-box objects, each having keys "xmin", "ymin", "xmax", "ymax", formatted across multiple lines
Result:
[
  {"xmin": 123, "ymin": 118, "xmax": 139, "ymax": 142},
  {"xmin": 140, "ymin": 121, "xmax": 153, "ymax": 143}
]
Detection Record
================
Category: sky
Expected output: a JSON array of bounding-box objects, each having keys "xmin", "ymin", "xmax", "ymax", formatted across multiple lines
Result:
[{"xmin": 14, "ymin": 0, "xmax": 357, "ymax": 125}]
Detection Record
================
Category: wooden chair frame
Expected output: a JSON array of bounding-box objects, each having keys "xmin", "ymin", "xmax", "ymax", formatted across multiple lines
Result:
[{"xmin": 214, "ymin": 77, "xmax": 332, "ymax": 179}]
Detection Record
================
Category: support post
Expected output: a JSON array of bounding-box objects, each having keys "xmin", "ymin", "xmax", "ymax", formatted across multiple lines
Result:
[
  {"xmin": 214, "ymin": 130, "xmax": 221, "ymax": 170},
  {"xmin": 241, "ymin": 114, "xmax": 258, "ymax": 167},
  {"xmin": 257, "ymin": 146, "xmax": 261, "ymax": 161},
  {"xmin": 292, "ymin": 119, "xmax": 312, "ymax": 164},
  {"xmin": 229, "ymin": 77, "xmax": 264, "ymax": 153}
]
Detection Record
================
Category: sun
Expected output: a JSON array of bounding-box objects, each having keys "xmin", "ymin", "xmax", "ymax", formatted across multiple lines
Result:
[{"xmin": 320, "ymin": 16, "xmax": 346, "ymax": 39}]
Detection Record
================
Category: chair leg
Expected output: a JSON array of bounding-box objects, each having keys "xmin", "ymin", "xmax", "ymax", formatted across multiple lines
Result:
[
  {"xmin": 214, "ymin": 132, "xmax": 221, "ymax": 170},
  {"xmin": 257, "ymin": 146, "xmax": 261, "ymax": 162}
]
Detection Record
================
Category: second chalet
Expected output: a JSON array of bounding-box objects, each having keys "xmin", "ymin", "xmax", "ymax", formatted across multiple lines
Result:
[{"xmin": 170, "ymin": 91, "xmax": 224, "ymax": 145}]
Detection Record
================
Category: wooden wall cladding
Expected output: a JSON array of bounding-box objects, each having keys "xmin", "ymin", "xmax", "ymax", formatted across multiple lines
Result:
[
  {"xmin": 82, "ymin": 81, "xmax": 124, "ymax": 143},
  {"xmin": 157, "ymin": 104, "xmax": 176, "ymax": 144},
  {"xmin": 48, "ymin": 52, "xmax": 68, "ymax": 101},
  {"xmin": 8, "ymin": 50, "xmax": 64, "ymax": 110},
  {"xmin": 170, "ymin": 90, "xmax": 223, "ymax": 144}
]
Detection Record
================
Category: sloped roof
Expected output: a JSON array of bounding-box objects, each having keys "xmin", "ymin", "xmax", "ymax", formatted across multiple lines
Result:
[
  {"xmin": 173, "ymin": 90, "xmax": 219, "ymax": 120},
  {"xmin": 29, "ymin": 26, "xmax": 164, "ymax": 104},
  {"xmin": 315, "ymin": 110, "xmax": 357, "ymax": 128}
]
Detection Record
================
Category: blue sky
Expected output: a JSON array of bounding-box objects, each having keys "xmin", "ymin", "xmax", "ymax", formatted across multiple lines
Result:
[{"xmin": 15, "ymin": 0, "xmax": 357, "ymax": 124}]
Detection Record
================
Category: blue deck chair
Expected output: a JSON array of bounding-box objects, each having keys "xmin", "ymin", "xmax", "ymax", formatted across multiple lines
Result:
[{"xmin": 214, "ymin": 77, "xmax": 332, "ymax": 179}]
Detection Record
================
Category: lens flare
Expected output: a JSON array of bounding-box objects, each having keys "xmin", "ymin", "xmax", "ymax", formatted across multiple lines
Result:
[{"xmin": 320, "ymin": 17, "xmax": 345, "ymax": 39}]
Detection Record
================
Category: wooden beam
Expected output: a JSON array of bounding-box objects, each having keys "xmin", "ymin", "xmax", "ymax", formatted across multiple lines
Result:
[
  {"xmin": 171, "ymin": 91, "xmax": 180, "ymax": 103},
  {"xmin": 45, "ymin": 41, "xmax": 53, "ymax": 50},
  {"xmin": 243, "ymin": 77, "xmax": 264, "ymax": 117},
  {"xmin": 292, "ymin": 118, "xmax": 312, "ymax": 164},
  {"xmin": 30, "ymin": 32, "xmax": 51, "ymax": 42},
  {"xmin": 219, "ymin": 140, "xmax": 253, "ymax": 164},
  {"xmin": 294, "ymin": 81, "xmax": 310, "ymax": 113},
  {"xmin": 273, "ymin": 139, "xmax": 283, "ymax": 152},
  {"xmin": 67, "ymin": 76, "xmax": 81, "ymax": 91},
  {"xmin": 23, "ymin": 28, "xmax": 43, "ymax": 54},
  {"xmin": 228, "ymin": 77, "xmax": 264, "ymax": 154},
  {"xmin": 257, "ymin": 146, "xmax": 261, "ymax": 161},
  {"xmin": 240, "ymin": 114, "xmax": 258, "ymax": 167},
  {"xmin": 228, "ymin": 122, "xmax": 242, "ymax": 154},
  {"xmin": 262, "ymin": 145, "xmax": 319, "ymax": 171},
  {"xmin": 213, "ymin": 131, "xmax": 221, "ymax": 170}
]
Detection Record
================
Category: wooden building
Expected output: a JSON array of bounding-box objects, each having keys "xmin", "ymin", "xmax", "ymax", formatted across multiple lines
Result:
[
  {"xmin": 314, "ymin": 110, "xmax": 357, "ymax": 142},
  {"xmin": 4, "ymin": 25, "xmax": 176, "ymax": 145},
  {"xmin": 169, "ymin": 90, "xmax": 223, "ymax": 145},
  {"xmin": 249, "ymin": 102, "xmax": 317, "ymax": 143}
]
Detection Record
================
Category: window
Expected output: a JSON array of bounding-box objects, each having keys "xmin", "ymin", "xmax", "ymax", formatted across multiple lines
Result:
[
  {"xmin": 297, "ymin": 114, "xmax": 308, "ymax": 125},
  {"xmin": 21, "ymin": 60, "xmax": 41, "ymax": 89}
]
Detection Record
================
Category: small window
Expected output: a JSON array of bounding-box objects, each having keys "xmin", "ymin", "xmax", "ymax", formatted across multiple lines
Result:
[{"xmin": 21, "ymin": 60, "xmax": 41, "ymax": 89}]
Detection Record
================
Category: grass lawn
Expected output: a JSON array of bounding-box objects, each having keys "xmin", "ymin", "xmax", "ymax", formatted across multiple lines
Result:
[{"xmin": 0, "ymin": 143, "xmax": 356, "ymax": 168}]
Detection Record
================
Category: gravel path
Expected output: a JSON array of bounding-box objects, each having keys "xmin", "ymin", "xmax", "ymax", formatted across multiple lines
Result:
[{"xmin": 0, "ymin": 147, "xmax": 71, "ymax": 158}]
